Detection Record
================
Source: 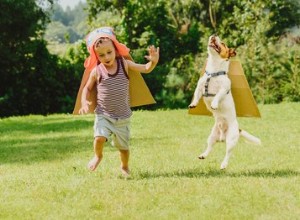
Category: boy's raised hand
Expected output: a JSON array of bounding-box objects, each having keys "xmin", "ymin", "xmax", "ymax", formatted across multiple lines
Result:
[{"xmin": 145, "ymin": 45, "xmax": 159, "ymax": 64}]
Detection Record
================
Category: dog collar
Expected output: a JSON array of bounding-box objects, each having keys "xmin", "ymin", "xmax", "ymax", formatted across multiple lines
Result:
[{"xmin": 205, "ymin": 71, "xmax": 226, "ymax": 77}]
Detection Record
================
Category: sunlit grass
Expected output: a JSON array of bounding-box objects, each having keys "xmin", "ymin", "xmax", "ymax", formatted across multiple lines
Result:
[{"xmin": 0, "ymin": 103, "xmax": 299, "ymax": 219}]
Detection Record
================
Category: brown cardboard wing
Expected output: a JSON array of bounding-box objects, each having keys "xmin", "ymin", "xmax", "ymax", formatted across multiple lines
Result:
[
  {"xmin": 188, "ymin": 59, "xmax": 261, "ymax": 117},
  {"xmin": 73, "ymin": 57, "xmax": 156, "ymax": 115},
  {"xmin": 128, "ymin": 70, "xmax": 156, "ymax": 107}
]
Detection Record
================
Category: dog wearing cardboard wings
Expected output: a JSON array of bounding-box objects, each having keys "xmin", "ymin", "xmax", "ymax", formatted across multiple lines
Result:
[{"xmin": 189, "ymin": 35, "xmax": 261, "ymax": 169}]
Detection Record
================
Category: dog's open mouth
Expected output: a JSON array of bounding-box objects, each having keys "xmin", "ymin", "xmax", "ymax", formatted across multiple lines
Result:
[{"xmin": 209, "ymin": 36, "xmax": 221, "ymax": 53}]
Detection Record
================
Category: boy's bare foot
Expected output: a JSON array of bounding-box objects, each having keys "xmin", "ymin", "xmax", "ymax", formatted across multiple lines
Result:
[
  {"xmin": 88, "ymin": 156, "xmax": 101, "ymax": 171},
  {"xmin": 120, "ymin": 166, "xmax": 130, "ymax": 178}
]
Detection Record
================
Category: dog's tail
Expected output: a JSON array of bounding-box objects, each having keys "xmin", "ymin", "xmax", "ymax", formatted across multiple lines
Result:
[{"xmin": 239, "ymin": 129, "xmax": 261, "ymax": 145}]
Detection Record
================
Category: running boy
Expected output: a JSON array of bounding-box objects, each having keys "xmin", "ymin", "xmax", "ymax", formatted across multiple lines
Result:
[{"xmin": 79, "ymin": 27, "xmax": 159, "ymax": 176}]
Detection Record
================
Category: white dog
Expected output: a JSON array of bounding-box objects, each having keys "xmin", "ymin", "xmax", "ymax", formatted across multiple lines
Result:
[{"xmin": 189, "ymin": 35, "xmax": 261, "ymax": 169}]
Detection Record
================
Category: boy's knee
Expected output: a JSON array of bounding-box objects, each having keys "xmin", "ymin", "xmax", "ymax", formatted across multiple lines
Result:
[
  {"xmin": 119, "ymin": 149, "xmax": 129, "ymax": 154},
  {"xmin": 94, "ymin": 136, "xmax": 106, "ymax": 144}
]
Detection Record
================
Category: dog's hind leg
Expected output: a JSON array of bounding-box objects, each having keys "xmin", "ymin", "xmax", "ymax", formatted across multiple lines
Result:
[
  {"xmin": 199, "ymin": 124, "xmax": 219, "ymax": 159},
  {"xmin": 220, "ymin": 121, "xmax": 239, "ymax": 169}
]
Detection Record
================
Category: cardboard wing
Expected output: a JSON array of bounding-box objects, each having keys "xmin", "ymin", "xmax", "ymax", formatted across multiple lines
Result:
[
  {"xmin": 188, "ymin": 59, "xmax": 261, "ymax": 117},
  {"xmin": 73, "ymin": 58, "xmax": 156, "ymax": 115},
  {"xmin": 127, "ymin": 70, "xmax": 156, "ymax": 107}
]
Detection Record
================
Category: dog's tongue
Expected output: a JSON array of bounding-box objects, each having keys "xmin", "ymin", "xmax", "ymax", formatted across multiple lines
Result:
[{"xmin": 210, "ymin": 43, "xmax": 220, "ymax": 53}]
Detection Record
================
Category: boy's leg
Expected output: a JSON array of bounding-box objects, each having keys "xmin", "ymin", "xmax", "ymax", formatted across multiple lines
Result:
[
  {"xmin": 111, "ymin": 117, "xmax": 131, "ymax": 176},
  {"xmin": 119, "ymin": 149, "xmax": 130, "ymax": 176},
  {"xmin": 88, "ymin": 136, "xmax": 106, "ymax": 171}
]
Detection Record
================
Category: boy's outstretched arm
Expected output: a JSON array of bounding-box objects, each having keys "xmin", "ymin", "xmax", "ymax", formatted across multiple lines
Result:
[{"xmin": 127, "ymin": 45, "xmax": 159, "ymax": 73}]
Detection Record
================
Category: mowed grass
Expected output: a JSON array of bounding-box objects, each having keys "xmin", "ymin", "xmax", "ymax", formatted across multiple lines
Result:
[{"xmin": 0, "ymin": 103, "xmax": 299, "ymax": 219}]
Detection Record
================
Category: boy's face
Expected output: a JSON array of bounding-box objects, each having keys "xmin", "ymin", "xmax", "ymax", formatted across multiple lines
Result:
[{"xmin": 94, "ymin": 39, "xmax": 116, "ymax": 67}]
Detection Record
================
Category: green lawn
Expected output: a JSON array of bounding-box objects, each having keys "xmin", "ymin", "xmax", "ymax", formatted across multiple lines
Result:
[{"xmin": 0, "ymin": 103, "xmax": 299, "ymax": 219}]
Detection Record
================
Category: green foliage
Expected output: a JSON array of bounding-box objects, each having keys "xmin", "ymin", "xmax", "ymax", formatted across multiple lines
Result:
[
  {"xmin": 0, "ymin": 0, "xmax": 84, "ymax": 117},
  {"xmin": 238, "ymin": 38, "xmax": 300, "ymax": 104},
  {"xmin": 88, "ymin": 11, "xmax": 121, "ymax": 31},
  {"xmin": 266, "ymin": 0, "xmax": 300, "ymax": 38},
  {"xmin": 0, "ymin": 0, "xmax": 50, "ymax": 116},
  {"xmin": 84, "ymin": 0, "xmax": 300, "ymax": 108},
  {"xmin": 157, "ymin": 54, "xmax": 198, "ymax": 108},
  {"xmin": 282, "ymin": 45, "xmax": 300, "ymax": 102},
  {"xmin": 45, "ymin": 2, "xmax": 87, "ymax": 44},
  {"xmin": 216, "ymin": 0, "xmax": 300, "ymax": 46},
  {"xmin": 45, "ymin": 21, "xmax": 80, "ymax": 43}
]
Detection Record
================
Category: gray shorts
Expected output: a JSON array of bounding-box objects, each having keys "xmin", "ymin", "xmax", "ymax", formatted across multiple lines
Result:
[{"xmin": 94, "ymin": 114, "xmax": 130, "ymax": 150}]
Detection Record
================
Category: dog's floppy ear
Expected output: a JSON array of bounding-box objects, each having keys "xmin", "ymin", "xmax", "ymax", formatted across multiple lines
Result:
[{"xmin": 229, "ymin": 48, "xmax": 236, "ymax": 58}]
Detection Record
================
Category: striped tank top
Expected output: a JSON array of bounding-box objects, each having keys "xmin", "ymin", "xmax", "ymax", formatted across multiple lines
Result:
[{"xmin": 94, "ymin": 57, "xmax": 132, "ymax": 119}]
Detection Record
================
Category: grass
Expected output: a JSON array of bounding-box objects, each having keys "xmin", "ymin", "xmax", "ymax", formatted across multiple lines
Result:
[{"xmin": 0, "ymin": 103, "xmax": 299, "ymax": 219}]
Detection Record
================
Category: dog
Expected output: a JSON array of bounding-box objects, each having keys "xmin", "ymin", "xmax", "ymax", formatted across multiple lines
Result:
[{"xmin": 189, "ymin": 35, "xmax": 261, "ymax": 169}]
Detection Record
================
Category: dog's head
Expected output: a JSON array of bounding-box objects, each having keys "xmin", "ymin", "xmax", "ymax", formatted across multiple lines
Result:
[{"xmin": 208, "ymin": 35, "xmax": 236, "ymax": 59}]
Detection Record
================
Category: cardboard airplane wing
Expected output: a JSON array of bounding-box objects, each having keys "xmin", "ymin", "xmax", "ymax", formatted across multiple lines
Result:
[
  {"xmin": 127, "ymin": 70, "xmax": 156, "ymax": 107},
  {"xmin": 188, "ymin": 59, "xmax": 261, "ymax": 117}
]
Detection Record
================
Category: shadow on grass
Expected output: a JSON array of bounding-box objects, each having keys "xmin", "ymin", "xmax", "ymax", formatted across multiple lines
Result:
[
  {"xmin": 135, "ymin": 168, "xmax": 299, "ymax": 179},
  {"xmin": 0, "ymin": 117, "xmax": 93, "ymax": 135},
  {"xmin": 1, "ymin": 136, "xmax": 86, "ymax": 164},
  {"xmin": 0, "ymin": 116, "xmax": 97, "ymax": 164}
]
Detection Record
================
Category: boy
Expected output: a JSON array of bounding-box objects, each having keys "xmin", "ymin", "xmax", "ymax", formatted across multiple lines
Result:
[{"xmin": 79, "ymin": 27, "xmax": 159, "ymax": 176}]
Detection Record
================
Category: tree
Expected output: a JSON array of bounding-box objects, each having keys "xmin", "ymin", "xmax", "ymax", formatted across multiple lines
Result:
[
  {"xmin": 84, "ymin": 0, "xmax": 300, "ymax": 107},
  {"xmin": 214, "ymin": 0, "xmax": 300, "ymax": 103},
  {"xmin": 207, "ymin": 0, "xmax": 300, "ymax": 46},
  {"xmin": 0, "ymin": 0, "xmax": 48, "ymax": 115},
  {"xmin": 45, "ymin": 2, "xmax": 87, "ymax": 44},
  {"xmin": 0, "ymin": 0, "xmax": 84, "ymax": 117}
]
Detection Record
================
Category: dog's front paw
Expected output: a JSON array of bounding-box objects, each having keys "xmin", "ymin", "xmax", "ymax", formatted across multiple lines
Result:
[
  {"xmin": 211, "ymin": 100, "xmax": 219, "ymax": 110},
  {"xmin": 189, "ymin": 102, "xmax": 198, "ymax": 108}
]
